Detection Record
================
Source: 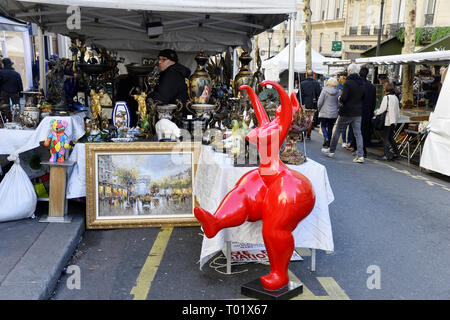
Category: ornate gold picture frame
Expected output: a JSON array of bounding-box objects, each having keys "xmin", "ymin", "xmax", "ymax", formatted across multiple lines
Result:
[{"xmin": 85, "ymin": 142, "xmax": 201, "ymax": 229}]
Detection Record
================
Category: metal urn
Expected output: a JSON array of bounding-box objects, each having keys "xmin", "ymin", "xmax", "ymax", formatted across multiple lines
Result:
[
  {"xmin": 233, "ymin": 51, "xmax": 254, "ymax": 99},
  {"xmin": 189, "ymin": 50, "xmax": 212, "ymax": 104},
  {"xmin": 21, "ymin": 91, "xmax": 41, "ymax": 128}
]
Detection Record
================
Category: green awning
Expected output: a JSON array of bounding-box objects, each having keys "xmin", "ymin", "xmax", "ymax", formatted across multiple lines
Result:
[
  {"xmin": 360, "ymin": 37, "xmax": 404, "ymax": 58},
  {"xmin": 418, "ymin": 34, "xmax": 450, "ymax": 52}
]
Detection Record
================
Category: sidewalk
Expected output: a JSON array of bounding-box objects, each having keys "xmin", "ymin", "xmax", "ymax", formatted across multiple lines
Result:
[{"xmin": 0, "ymin": 200, "xmax": 85, "ymax": 300}]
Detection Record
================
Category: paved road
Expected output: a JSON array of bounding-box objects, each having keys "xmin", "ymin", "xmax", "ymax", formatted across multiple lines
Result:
[{"xmin": 50, "ymin": 129, "xmax": 450, "ymax": 300}]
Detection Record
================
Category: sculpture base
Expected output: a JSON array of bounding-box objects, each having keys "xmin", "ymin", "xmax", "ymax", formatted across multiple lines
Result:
[{"xmin": 241, "ymin": 278, "xmax": 303, "ymax": 300}]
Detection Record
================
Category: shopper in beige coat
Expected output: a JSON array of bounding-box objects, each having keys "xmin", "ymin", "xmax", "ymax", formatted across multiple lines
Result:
[{"xmin": 374, "ymin": 83, "xmax": 400, "ymax": 160}]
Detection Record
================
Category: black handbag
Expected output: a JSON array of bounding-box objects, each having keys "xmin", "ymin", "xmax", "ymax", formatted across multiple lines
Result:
[
  {"xmin": 372, "ymin": 96, "xmax": 388, "ymax": 130},
  {"xmin": 372, "ymin": 112, "xmax": 387, "ymax": 130}
]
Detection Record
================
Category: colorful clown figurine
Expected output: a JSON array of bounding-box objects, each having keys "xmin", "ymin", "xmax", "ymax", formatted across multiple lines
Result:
[{"xmin": 44, "ymin": 119, "xmax": 70, "ymax": 163}]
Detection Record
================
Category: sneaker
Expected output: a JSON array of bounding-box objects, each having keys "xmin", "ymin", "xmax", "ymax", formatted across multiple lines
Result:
[
  {"xmin": 324, "ymin": 151, "xmax": 335, "ymax": 158},
  {"xmin": 321, "ymin": 147, "xmax": 330, "ymax": 153},
  {"xmin": 306, "ymin": 136, "xmax": 311, "ymax": 140},
  {"xmin": 353, "ymin": 157, "xmax": 364, "ymax": 163},
  {"xmin": 341, "ymin": 143, "xmax": 348, "ymax": 148}
]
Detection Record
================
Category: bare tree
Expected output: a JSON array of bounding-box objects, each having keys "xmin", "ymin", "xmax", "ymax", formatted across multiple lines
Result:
[{"xmin": 401, "ymin": 0, "xmax": 417, "ymax": 109}]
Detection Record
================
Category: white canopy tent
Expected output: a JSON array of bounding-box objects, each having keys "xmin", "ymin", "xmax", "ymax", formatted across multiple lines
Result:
[
  {"xmin": 4, "ymin": 0, "xmax": 299, "ymax": 92},
  {"xmin": 420, "ymin": 66, "xmax": 450, "ymax": 176},
  {"xmin": 0, "ymin": 14, "xmax": 27, "ymax": 32},
  {"xmin": 4, "ymin": 0, "xmax": 296, "ymax": 54},
  {"xmin": 262, "ymin": 40, "xmax": 337, "ymax": 81}
]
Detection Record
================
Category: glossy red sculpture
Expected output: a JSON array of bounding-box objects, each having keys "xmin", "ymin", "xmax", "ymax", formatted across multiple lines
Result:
[{"xmin": 194, "ymin": 81, "xmax": 316, "ymax": 290}]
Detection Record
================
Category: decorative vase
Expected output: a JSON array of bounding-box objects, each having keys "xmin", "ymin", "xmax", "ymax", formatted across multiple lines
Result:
[
  {"xmin": 233, "ymin": 51, "xmax": 254, "ymax": 99},
  {"xmin": 22, "ymin": 106, "xmax": 40, "ymax": 128},
  {"xmin": 189, "ymin": 50, "xmax": 212, "ymax": 104}
]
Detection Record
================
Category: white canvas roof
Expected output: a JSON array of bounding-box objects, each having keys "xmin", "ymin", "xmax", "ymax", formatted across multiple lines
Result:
[
  {"xmin": 0, "ymin": 15, "xmax": 27, "ymax": 32},
  {"xmin": 262, "ymin": 40, "xmax": 337, "ymax": 80},
  {"xmin": 355, "ymin": 50, "xmax": 450, "ymax": 66},
  {"xmin": 16, "ymin": 0, "xmax": 297, "ymax": 14},
  {"xmin": 3, "ymin": 0, "xmax": 297, "ymax": 53}
]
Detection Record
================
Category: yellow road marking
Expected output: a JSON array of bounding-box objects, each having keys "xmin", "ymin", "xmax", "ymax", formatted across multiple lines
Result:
[
  {"xmin": 130, "ymin": 227, "xmax": 173, "ymax": 300},
  {"xmin": 317, "ymin": 277, "xmax": 350, "ymax": 300}
]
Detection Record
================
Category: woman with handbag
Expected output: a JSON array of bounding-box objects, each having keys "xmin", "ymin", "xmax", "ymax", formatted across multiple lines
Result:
[
  {"xmin": 373, "ymin": 83, "xmax": 400, "ymax": 160},
  {"xmin": 317, "ymin": 77, "xmax": 339, "ymax": 150}
]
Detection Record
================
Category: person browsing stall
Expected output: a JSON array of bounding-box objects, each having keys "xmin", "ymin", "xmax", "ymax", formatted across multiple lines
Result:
[
  {"xmin": 149, "ymin": 49, "xmax": 191, "ymax": 116},
  {"xmin": 373, "ymin": 82, "xmax": 400, "ymax": 161},
  {"xmin": 0, "ymin": 58, "xmax": 23, "ymax": 105}
]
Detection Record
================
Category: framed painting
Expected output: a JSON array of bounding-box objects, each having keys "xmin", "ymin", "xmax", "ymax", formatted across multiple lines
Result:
[{"xmin": 85, "ymin": 142, "xmax": 201, "ymax": 229}]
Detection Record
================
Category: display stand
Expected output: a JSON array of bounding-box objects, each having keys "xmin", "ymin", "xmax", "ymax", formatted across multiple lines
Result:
[
  {"xmin": 241, "ymin": 279, "xmax": 303, "ymax": 300},
  {"xmin": 39, "ymin": 161, "xmax": 75, "ymax": 223}
]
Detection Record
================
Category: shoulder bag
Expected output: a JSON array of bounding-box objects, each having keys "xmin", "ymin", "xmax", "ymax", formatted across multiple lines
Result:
[{"xmin": 372, "ymin": 96, "xmax": 388, "ymax": 130}]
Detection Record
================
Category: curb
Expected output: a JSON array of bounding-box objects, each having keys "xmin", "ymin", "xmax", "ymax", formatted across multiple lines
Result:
[{"xmin": 0, "ymin": 214, "xmax": 85, "ymax": 300}]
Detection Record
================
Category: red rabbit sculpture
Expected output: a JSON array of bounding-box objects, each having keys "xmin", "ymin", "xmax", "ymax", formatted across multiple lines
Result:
[{"xmin": 194, "ymin": 81, "xmax": 316, "ymax": 290}]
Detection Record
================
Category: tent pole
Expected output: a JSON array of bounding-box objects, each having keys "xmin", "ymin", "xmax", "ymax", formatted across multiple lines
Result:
[
  {"xmin": 288, "ymin": 12, "xmax": 296, "ymax": 94},
  {"xmin": 38, "ymin": 25, "xmax": 45, "ymax": 94}
]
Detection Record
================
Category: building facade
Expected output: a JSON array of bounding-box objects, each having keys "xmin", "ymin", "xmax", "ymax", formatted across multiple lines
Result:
[{"xmin": 342, "ymin": 0, "xmax": 450, "ymax": 59}]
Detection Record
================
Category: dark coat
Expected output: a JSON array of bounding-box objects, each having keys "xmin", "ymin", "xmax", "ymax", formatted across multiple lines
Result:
[
  {"xmin": 0, "ymin": 66, "xmax": 23, "ymax": 95},
  {"xmin": 361, "ymin": 78, "xmax": 376, "ymax": 120},
  {"xmin": 298, "ymin": 77, "xmax": 321, "ymax": 109},
  {"xmin": 339, "ymin": 73, "xmax": 365, "ymax": 117},
  {"xmin": 150, "ymin": 63, "xmax": 191, "ymax": 114}
]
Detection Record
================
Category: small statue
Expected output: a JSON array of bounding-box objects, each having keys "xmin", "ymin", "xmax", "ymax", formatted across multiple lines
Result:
[
  {"xmin": 133, "ymin": 91, "xmax": 147, "ymax": 121},
  {"xmin": 90, "ymin": 89, "xmax": 104, "ymax": 120},
  {"xmin": 155, "ymin": 118, "xmax": 181, "ymax": 141},
  {"xmin": 44, "ymin": 120, "xmax": 70, "ymax": 163}
]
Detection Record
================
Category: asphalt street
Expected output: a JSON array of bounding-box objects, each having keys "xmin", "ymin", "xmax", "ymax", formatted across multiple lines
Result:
[{"xmin": 50, "ymin": 129, "xmax": 450, "ymax": 300}]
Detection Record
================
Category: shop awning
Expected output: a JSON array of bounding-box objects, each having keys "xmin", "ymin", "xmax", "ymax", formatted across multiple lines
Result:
[
  {"xmin": 418, "ymin": 34, "xmax": 450, "ymax": 53},
  {"xmin": 0, "ymin": 14, "xmax": 28, "ymax": 32},
  {"xmin": 3, "ymin": 0, "xmax": 298, "ymax": 53},
  {"xmin": 355, "ymin": 50, "xmax": 450, "ymax": 66},
  {"xmin": 360, "ymin": 37, "xmax": 404, "ymax": 58}
]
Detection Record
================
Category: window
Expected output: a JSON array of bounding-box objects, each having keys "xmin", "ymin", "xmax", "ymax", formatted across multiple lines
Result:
[
  {"xmin": 425, "ymin": 0, "xmax": 436, "ymax": 26},
  {"xmin": 319, "ymin": 33, "xmax": 323, "ymax": 52},
  {"xmin": 352, "ymin": 1, "xmax": 360, "ymax": 27}
]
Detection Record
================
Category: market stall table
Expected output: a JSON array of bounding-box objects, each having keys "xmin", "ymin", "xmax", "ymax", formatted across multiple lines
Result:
[
  {"xmin": 0, "ymin": 112, "xmax": 86, "ymax": 157},
  {"xmin": 194, "ymin": 146, "xmax": 335, "ymax": 273},
  {"xmin": 0, "ymin": 113, "xmax": 86, "ymax": 221}
]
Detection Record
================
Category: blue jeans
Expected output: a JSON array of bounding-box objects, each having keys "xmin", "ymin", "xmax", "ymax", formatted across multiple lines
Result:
[
  {"xmin": 320, "ymin": 118, "xmax": 337, "ymax": 141},
  {"xmin": 329, "ymin": 116, "xmax": 364, "ymax": 158}
]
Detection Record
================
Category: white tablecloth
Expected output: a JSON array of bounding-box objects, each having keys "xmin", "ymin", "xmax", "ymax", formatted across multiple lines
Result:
[
  {"xmin": 0, "ymin": 113, "xmax": 86, "ymax": 199},
  {"xmin": 66, "ymin": 142, "xmax": 86, "ymax": 199},
  {"xmin": 194, "ymin": 146, "xmax": 335, "ymax": 269},
  {"xmin": 0, "ymin": 112, "xmax": 86, "ymax": 157}
]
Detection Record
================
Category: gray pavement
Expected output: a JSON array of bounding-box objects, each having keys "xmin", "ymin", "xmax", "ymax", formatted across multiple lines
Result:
[
  {"xmin": 0, "ymin": 127, "xmax": 449, "ymax": 300},
  {"xmin": 0, "ymin": 200, "xmax": 85, "ymax": 300}
]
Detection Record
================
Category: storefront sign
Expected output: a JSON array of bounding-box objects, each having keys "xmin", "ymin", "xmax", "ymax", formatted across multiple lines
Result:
[{"xmin": 349, "ymin": 44, "xmax": 372, "ymax": 50}]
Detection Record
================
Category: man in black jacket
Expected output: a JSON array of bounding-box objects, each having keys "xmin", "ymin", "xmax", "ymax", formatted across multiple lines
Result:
[
  {"xmin": 0, "ymin": 58, "xmax": 23, "ymax": 105},
  {"xmin": 150, "ymin": 49, "xmax": 191, "ymax": 117},
  {"xmin": 347, "ymin": 67, "xmax": 377, "ymax": 157},
  {"xmin": 297, "ymin": 70, "xmax": 321, "ymax": 139},
  {"xmin": 359, "ymin": 67, "xmax": 376, "ymax": 156},
  {"xmin": 322, "ymin": 63, "xmax": 366, "ymax": 163}
]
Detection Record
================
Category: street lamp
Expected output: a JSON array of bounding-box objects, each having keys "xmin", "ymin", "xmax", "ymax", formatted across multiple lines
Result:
[
  {"xmin": 267, "ymin": 29, "xmax": 274, "ymax": 59},
  {"xmin": 375, "ymin": 0, "xmax": 386, "ymax": 83}
]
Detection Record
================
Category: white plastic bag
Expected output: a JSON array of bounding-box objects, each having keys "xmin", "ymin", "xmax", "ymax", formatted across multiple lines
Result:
[{"xmin": 0, "ymin": 154, "xmax": 37, "ymax": 223}]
